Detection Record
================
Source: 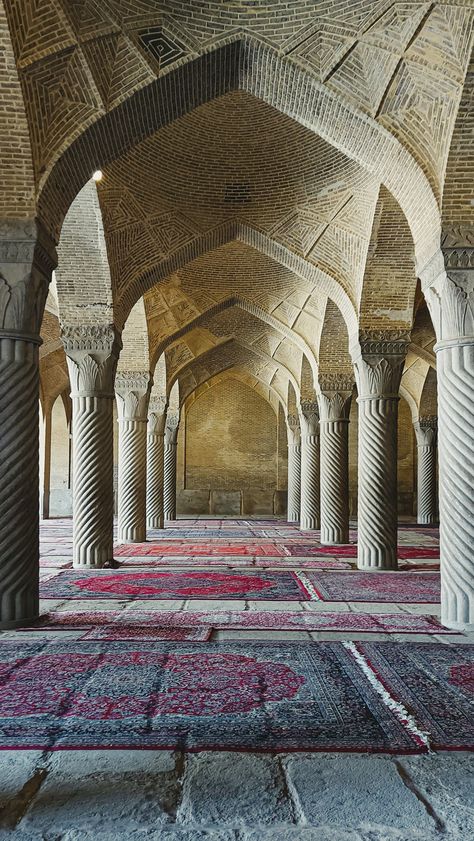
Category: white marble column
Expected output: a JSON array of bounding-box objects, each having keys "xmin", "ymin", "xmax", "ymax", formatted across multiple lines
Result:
[
  {"xmin": 286, "ymin": 414, "xmax": 301, "ymax": 523},
  {"xmin": 299, "ymin": 402, "xmax": 320, "ymax": 530},
  {"xmin": 116, "ymin": 372, "xmax": 151, "ymax": 543},
  {"xmin": 146, "ymin": 396, "xmax": 167, "ymax": 530},
  {"xmin": 0, "ymin": 220, "xmax": 56, "ymax": 627},
  {"xmin": 352, "ymin": 332, "xmax": 409, "ymax": 570},
  {"xmin": 423, "ymin": 237, "xmax": 474, "ymax": 629},
  {"xmin": 319, "ymin": 377, "xmax": 353, "ymax": 545},
  {"xmin": 163, "ymin": 414, "xmax": 179, "ymax": 521},
  {"xmin": 414, "ymin": 417, "xmax": 438, "ymax": 525},
  {"xmin": 63, "ymin": 325, "xmax": 121, "ymax": 567}
]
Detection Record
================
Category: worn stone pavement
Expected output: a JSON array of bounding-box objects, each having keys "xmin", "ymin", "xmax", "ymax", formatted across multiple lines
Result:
[{"xmin": 1, "ymin": 517, "xmax": 473, "ymax": 840}]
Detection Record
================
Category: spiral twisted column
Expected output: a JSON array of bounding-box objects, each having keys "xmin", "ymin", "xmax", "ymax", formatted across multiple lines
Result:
[
  {"xmin": 286, "ymin": 414, "xmax": 301, "ymax": 522},
  {"xmin": 414, "ymin": 417, "xmax": 438, "ymax": 525},
  {"xmin": 63, "ymin": 325, "xmax": 121, "ymax": 568},
  {"xmin": 422, "ymin": 247, "xmax": 474, "ymax": 630},
  {"xmin": 146, "ymin": 396, "xmax": 167, "ymax": 530},
  {"xmin": 0, "ymin": 334, "xmax": 41, "ymax": 626},
  {"xmin": 319, "ymin": 379, "xmax": 353, "ymax": 545},
  {"xmin": 164, "ymin": 414, "xmax": 179, "ymax": 521},
  {"xmin": 352, "ymin": 333, "xmax": 409, "ymax": 571},
  {"xmin": 0, "ymin": 220, "xmax": 56, "ymax": 627},
  {"xmin": 116, "ymin": 372, "xmax": 151, "ymax": 543},
  {"xmin": 299, "ymin": 402, "xmax": 320, "ymax": 530}
]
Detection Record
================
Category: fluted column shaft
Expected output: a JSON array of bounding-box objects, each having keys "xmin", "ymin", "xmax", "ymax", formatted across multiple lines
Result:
[
  {"xmin": 436, "ymin": 341, "xmax": 474, "ymax": 628},
  {"xmin": 0, "ymin": 220, "xmax": 56, "ymax": 628},
  {"xmin": 414, "ymin": 418, "xmax": 438, "ymax": 525},
  {"xmin": 286, "ymin": 415, "xmax": 301, "ymax": 522},
  {"xmin": 352, "ymin": 334, "xmax": 409, "ymax": 570},
  {"xmin": 163, "ymin": 415, "xmax": 179, "ymax": 521},
  {"xmin": 116, "ymin": 372, "xmax": 151, "ymax": 543},
  {"xmin": 422, "ymin": 245, "xmax": 474, "ymax": 630},
  {"xmin": 319, "ymin": 383, "xmax": 353, "ymax": 545},
  {"xmin": 0, "ymin": 335, "xmax": 41, "ymax": 626},
  {"xmin": 63, "ymin": 326, "xmax": 121, "ymax": 568},
  {"xmin": 299, "ymin": 403, "xmax": 320, "ymax": 530},
  {"xmin": 147, "ymin": 397, "xmax": 167, "ymax": 530}
]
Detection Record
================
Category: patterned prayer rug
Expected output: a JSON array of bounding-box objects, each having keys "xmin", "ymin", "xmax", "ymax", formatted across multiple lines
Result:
[
  {"xmin": 39, "ymin": 558, "xmax": 73, "ymax": 568},
  {"xmin": 39, "ymin": 570, "xmax": 311, "ymax": 601},
  {"xmin": 80, "ymin": 625, "xmax": 212, "ymax": 641},
  {"xmin": 355, "ymin": 642, "xmax": 474, "ymax": 750},
  {"xmin": 305, "ymin": 571, "xmax": 440, "ymax": 603},
  {"xmin": 284, "ymin": 545, "xmax": 440, "ymax": 560},
  {"xmin": 114, "ymin": 543, "xmax": 287, "ymax": 556},
  {"xmin": 0, "ymin": 639, "xmax": 422, "ymax": 752},
  {"xmin": 118, "ymin": 557, "xmax": 351, "ymax": 569},
  {"xmin": 29, "ymin": 609, "xmax": 455, "ymax": 635}
]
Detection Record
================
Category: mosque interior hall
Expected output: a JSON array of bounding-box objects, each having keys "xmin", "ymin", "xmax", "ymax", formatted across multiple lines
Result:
[{"xmin": 0, "ymin": 1, "xmax": 474, "ymax": 839}]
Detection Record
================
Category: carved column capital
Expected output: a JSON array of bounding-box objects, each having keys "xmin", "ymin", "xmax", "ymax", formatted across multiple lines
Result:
[
  {"xmin": 62, "ymin": 324, "xmax": 122, "ymax": 398},
  {"xmin": 116, "ymin": 371, "xmax": 152, "ymax": 421},
  {"xmin": 420, "ymin": 229, "xmax": 474, "ymax": 344},
  {"xmin": 414, "ymin": 416, "xmax": 438, "ymax": 447},
  {"xmin": 287, "ymin": 413, "xmax": 301, "ymax": 445},
  {"xmin": 165, "ymin": 413, "xmax": 180, "ymax": 445},
  {"xmin": 352, "ymin": 330, "xmax": 410, "ymax": 399},
  {"xmin": 0, "ymin": 218, "xmax": 57, "ymax": 334},
  {"xmin": 319, "ymin": 386, "xmax": 353, "ymax": 422},
  {"xmin": 148, "ymin": 396, "xmax": 168, "ymax": 435},
  {"xmin": 299, "ymin": 401, "xmax": 319, "ymax": 436}
]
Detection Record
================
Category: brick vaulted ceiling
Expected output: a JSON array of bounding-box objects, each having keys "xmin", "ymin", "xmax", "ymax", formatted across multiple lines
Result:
[{"xmin": 2, "ymin": 1, "xmax": 472, "ymax": 413}]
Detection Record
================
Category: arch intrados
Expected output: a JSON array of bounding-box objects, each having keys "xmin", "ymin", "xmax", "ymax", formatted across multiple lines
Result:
[
  {"xmin": 38, "ymin": 38, "xmax": 440, "ymax": 275},
  {"xmin": 170, "ymin": 339, "xmax": 298, "ymax": 404},
  {"xmin": 137, "ymin": 222, "xmax": 357, "ymax": 341},
  {"xmin": 184, "ymin": 369, "xmax": 282, "ymax": 417},
  {"xmin": 151, "ymin": 292, "xmax": 317, "ymax": 380}
]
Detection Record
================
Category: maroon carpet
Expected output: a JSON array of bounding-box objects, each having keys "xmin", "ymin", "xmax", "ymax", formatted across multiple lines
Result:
[{"xmin": 306, "ymin": 571, "xmax": 440, "ymax": 603}]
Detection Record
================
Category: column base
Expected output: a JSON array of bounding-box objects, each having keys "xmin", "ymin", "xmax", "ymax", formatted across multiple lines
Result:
[
  {"xmin": 147, "ymin": 517, "xmax": 164, "ymax": 529},
  {"xmin": 0, "ymin": 612, "xmax": 40, "ymax": 630},
  {"xmin": 72, "ymin": 559, "xmax": 115, "ymax": 570},
  {"xmin": 357, "ymin": 563, "xmax": 399, "ymax": 572},
  {"xmin": 440, "ymin": 616, "xmax": 474, "ymax": 632},
  {"xmin": 321, "ymin": 539, "xmax": 350, "ymax": 547},
  {"xmin": 300, "ymin": 521, "xmax": 319, "ymax": 531}
]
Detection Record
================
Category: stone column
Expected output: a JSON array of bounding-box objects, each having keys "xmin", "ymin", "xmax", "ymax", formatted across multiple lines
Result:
[
  {"xmin": 319, "ymin": 377, "xmax": 353, "ymax": 544},
  {"xmin": 146, "ymin": 396, "xmax": 167, "ymax": 530},
  {"xmin": 299, "ymin": 402, "xmax": 320, "ymax": 530},
  {"xmin": 40, "ymin": 405, "xmax": 52, "ymax": 520},
  {"xmin": 352, "ymin": 332, "xmax": 409, "ymax": 570},
  {"xmin": 163, "ymin": 414, "xmax": 179, "ymax": 521},
  {"xmin": 0, "ymin": 220, "xmax": 56, "ymax": 627},
  {"xmin": 414, "ymin": 417, "xmax": 438, "ymax": 525},
  {"xmin": 63, "ymin": 325, "xmax": 121, "ymax": 567},
  {"xmin": 286, "ymin": 414, "xmax": 301, "ymax": 523},
  {"xmin": 423, "ymin": 235, "xmax": 474, "ymax": 629},
  {"xmin": 116, "ymin": 372, "xmax": 151, "ymax": 543}
]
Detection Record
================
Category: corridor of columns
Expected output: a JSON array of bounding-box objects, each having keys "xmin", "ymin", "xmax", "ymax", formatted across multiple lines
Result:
[{"xmin": 0, "ymin": 1, "xmax": 473, "ymax": 839}]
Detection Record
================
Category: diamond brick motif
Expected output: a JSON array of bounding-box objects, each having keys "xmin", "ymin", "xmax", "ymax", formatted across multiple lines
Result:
[{"xmin": 138, "ymin": 28, "xmax": 186, "ymax": 68}]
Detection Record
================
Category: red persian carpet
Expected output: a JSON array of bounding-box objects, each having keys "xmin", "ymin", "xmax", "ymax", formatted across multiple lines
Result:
[
  {"xmin": 39, "ymin": 570, "xmax": 312, "ymax": 601},
  {"xmin": 284, "ymin": 545, "xmax": 439, "ymax": 560},
  {"xmin": 80, "ymin": 625, "xmax": 211, "ymax": 641},
  {"xmin": 114, "ymin": 543, "xmax": 287, "ymax": 556},
  {"xmin": 356, "ymin": 642, "xmax": 474, "ymax": 750},
  {"xmin": 28, "ymin": 609, "xmax": 455, "ymax": 635},
  {"xmin": 0, "ymin": 639, "xmax": 431, "ymax": 753},
  {"xmin": 305, "ymin": 571, "xmax": 440, "ymax": 603},
  {"xmin": 118, "ymin": 556, "xmax": 351, "ymax": 569}
]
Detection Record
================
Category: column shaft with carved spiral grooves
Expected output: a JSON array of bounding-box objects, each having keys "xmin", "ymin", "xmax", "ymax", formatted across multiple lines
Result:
[
  {"xmin": 286, "ymin": 415, "xmax": 301, "ymax": 522},
  {"xmin": 299, "ymin": 403, "xmax": 320, "ymax": 530},
  {"xmin": 414, "ymin": 418, "xmax": 438, "ymax": 525},
  {"xmin": 437, "ymin": 341, "xmax": 474, "ymax": 628},
  {"xmin": 63, "ymin": 326, "xmax": 121, "ymax": 568},
  {"xmin": 116, "ymin": 372, "xmax": 151, "ymax": 543},
  {"xmin": 353, "ymin": 334, "xmax": 408, "ymax": 571},
  {"xmin": 146, "ymin": 398, "xmax": 167, "ymax": 530},
  {"xmin": 0, "ymin": 335, "xmax": 40, "ymax": 627},
  {"xmin": 319, "ymin": 384, "xmax": 352, "ymax": 545},
  {"xmin": 164, "ymin": 415, "xmax": 179, "ymax": 521}
]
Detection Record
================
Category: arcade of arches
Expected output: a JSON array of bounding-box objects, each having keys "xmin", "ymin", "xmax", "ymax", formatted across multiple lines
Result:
[{"xmin": 0, "ymin": 1, "xmax": 473, "ymax": 837}]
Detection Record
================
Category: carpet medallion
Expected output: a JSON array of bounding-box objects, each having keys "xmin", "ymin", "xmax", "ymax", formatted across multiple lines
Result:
[
  {"xmin": 39, "ymin": 570, "xmax": 310, "ymax": 601},
  {"xmin": 306, "ymin": 571, "xmax": 440, "ymax": 603},
  {"xmin": 0, "ymin": 640, "xmax": 420, "ymax": 752},
  {"xmin": 356, "ymin": 643, "xmax": 474, "ymax": 750}
]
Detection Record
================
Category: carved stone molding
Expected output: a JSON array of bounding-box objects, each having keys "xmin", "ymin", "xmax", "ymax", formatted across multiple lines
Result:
[
  {"xmin": 63, "ymin": 325, "xmax": 122, "ymax": 398},
  {"xmin": 0, "ymin": 218, "xmax": 57, "ymax": 333},
  {"xmin": 319, "ymin": 391, "xmax": 352, "ymax": 422},
  {"xmin": 352, "ymin": 331, "xmax": 409, "ymax": 399},
  {"xmin": 319, "ymin": 373, "xmax": 354, "ymax": 394},
  {"xmin": 116, "ymin": 371, "xmax": 152, "ymax": 421}
]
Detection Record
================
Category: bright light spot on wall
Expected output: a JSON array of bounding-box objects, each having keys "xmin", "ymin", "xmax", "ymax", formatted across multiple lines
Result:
[{"xmin": 92, "ymin": 170, "xmax": 103, "ymax": 182}]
